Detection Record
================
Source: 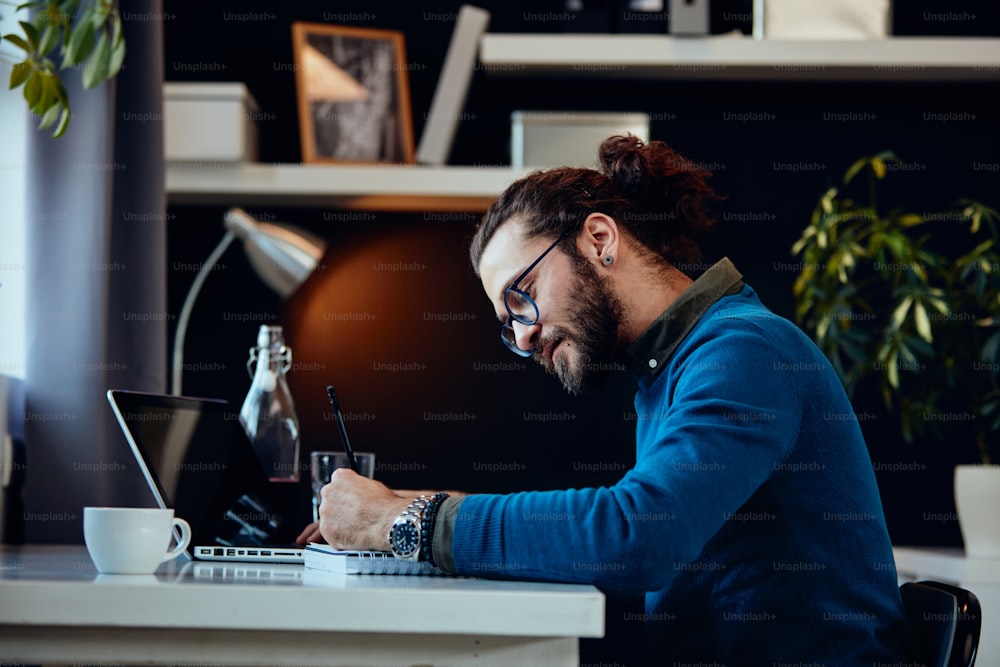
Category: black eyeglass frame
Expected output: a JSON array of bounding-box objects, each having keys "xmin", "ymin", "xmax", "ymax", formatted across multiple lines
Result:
[{"xmin": 500, "ymin": 229, "xmax": 574, "ymax": 357}]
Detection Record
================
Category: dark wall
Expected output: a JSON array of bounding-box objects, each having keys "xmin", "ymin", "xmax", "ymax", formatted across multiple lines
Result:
[{"xmin": 164, "ymin": 3, "xmax": 998, "ymax": 663}]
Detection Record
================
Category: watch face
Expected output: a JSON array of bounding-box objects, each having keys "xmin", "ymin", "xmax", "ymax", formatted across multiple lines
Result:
[{"xmin": 390, "ymin": 520, "xmax": 420, "ymax": 558}]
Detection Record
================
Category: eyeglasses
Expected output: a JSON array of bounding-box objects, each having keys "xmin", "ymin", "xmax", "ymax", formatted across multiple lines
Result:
[{"xmin": 501, "ymin": 230, "xmax": 573, "ymax": 357}]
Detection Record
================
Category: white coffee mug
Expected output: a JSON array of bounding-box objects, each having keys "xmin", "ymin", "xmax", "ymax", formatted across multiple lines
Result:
[{"xmin": 83, "ymin": 507, "xmax": 191, "ymax": 574}]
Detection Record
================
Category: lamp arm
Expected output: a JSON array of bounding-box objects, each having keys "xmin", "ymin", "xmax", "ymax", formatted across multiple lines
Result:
[{"xmin": 171, "ymin": 230, "xmax": 237, "ymax": 396}]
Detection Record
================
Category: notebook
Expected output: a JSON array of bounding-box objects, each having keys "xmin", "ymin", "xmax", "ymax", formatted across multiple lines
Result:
[
  {"xmin": 106, "ymin": 389, "xmax": 305, "ymax": 564},
  {"xmin": 304, "ymin": 543, "xmax": 448, "ymax": 576}
]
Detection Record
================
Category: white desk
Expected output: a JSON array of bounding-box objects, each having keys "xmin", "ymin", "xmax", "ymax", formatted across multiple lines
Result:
[
  {"xmin": 0, "ymin": 545, "xmax": 604, "ymax": 666},
  {"xmin": 893, "ymin": 546, "xmax": 1000, "ymax": 666}
]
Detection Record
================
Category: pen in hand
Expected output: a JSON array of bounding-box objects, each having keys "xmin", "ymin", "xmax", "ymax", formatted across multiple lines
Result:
[{"xmin": 326, "ymin": 385, "xmax": 359, "ymax": 473}]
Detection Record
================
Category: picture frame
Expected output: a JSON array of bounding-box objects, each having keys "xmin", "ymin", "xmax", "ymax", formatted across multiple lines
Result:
[{"xmin": 292, "ymin": 22, "xmax": 415, "ymax": 164}]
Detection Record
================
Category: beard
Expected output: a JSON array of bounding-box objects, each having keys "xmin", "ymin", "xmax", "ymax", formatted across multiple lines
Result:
[{"xmin": 533, "ymin": 254, "xmax": 625, "ymax": 395}]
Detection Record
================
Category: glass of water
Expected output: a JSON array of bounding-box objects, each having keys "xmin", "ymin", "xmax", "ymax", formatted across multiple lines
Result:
[{"xmin": 310, "ymin": 451, "xmax": 376, "ymax": 522}]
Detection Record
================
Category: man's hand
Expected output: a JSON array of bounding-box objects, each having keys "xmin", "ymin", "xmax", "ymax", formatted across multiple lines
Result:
[
  {"xmin": 295, "ymin": 521, "xmax": 323, "ymax": 546},
  {"xmin": 318, "ymin": 468, "xmax": 410, "ymax": 550}
]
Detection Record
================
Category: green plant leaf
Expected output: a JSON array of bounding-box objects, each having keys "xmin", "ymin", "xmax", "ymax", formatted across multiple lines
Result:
[
  {"xmin": 791, "ymin": 236, "xmax": 810, "ymax": 256},
  {"xmin": 886, "ymin": 349, "xmax": 900, "ymax": 389},
  {"xmin": 884, "ymin": 232, "xmax": 909, "ymax": 262},
  {"xmin": 2, "ymin": 32, "xmax": 33, "ymax": 52},
  {"xmin": 81, "ymin": 27, "xmax": 109, "ymax": 89},
  {"xmin": 52, "ymin": 73, "xmax": 68, "ymax": 106},
  {"xmin": 843, "ymin": 157, "xmax": 869, "ymax": 184},
  {"xmin": 891, "ymin": 296, "xmax": 913, "ymax": 330},
  {"xmin": 9, "ymin": 61, "xmax": 32, "ymax": 89},
  {"xmin": 64, "ymin": 16, "xmax": 94, "ymax": 67},
  {"xmin": 110, "ymin": 11, "xmax": 123, "ymax": 48},
  {"xmin": 52, "ymin": 106, "xmax": 70, "ymax": 137},
  {"xmin": 107, "ymin": 28, "xmax": 125, "ymax": 78},
  {"xmin": 925, "ymin": 295, "xmax": 950, "ymax": 316},
  {"xmin": 31, "ymin": 70, "xmax": 57, "ymax": 115},
  {"xmin": 37, "ymin": 99, "xmax": 61, "ymax": 129},
  {"xmin": 90, "ymin": 0, "xmax": 110, "ymax": 27},
  {"xmin": 914, "ymin": 301, "xmax": 932, "ymax": 342},
  {"xmin": 41, "ymin": 2, "xmax": 64, "ymax": 25},
  {"xmin": 970, "ymin": 208, "xmax": 982, "ymax": 233},
  {"xmin": 821, "ymin": 188, "xmax": 837, "ymax": 214},
  {"xmin": 18, "ymin": 20, "xmax": 39, "ymax": 50},
  {"xmin": 896, "ymin": 338, "xmax": 919, "ymax": 368},
  {"xmin": 22, "ymin": 69, "xmax": 41, "ymax": 107},
  {"xmin": 37, "ymin": 23, "xmax": 58, "ymax": 55},
  {"xmin": 871, "ymin": 157, "xmax": 886, "ymax": 179}
]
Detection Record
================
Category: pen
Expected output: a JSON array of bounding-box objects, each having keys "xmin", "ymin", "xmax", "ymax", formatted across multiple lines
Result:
[{"xmin": 325, "ymin": 385, "xmax": 359, "ymax": 473}]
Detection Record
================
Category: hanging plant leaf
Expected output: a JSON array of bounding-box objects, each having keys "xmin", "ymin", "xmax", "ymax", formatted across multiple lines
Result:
[
  {"xmin": 63, "ymin": 16, "xmax": 95, "ymax": 67},
  {"xmin": 37, "ymin": 22, "xmax": 58, "ymax": 55},
  {"xmin": 2, "ymin": 32, "xmax": 32, "ymax": 52},
  {"xmin": 2, "ymin": 0, "xmax": 127, "ymax": 137},
  {"xmin": 81, "ymin": 28, "xmax": 109, "ymax": 89},
  {"xmin": 9, "ymin": 61, "xmax": 33, "ymax": 88}
]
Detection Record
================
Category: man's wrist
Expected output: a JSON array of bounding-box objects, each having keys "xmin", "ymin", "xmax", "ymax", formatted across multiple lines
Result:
[{"xmin": 377, "ymin": 497, "xmax": 412, "ymax": 550}]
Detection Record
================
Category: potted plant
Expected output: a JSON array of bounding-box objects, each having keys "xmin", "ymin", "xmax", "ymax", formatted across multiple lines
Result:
[
  {"xmin": 791, "ymin": 151, "xmax": 1000, "ymax": 556},
  {"xmin": 1, "ymin": 0, "xmax": 125, "ymax": 137}
]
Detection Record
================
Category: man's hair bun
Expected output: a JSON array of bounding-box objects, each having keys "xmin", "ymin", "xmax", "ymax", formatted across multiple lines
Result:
[{"xmin": 470, "ymin": 134, "xmax": 721, "ymax": 275}]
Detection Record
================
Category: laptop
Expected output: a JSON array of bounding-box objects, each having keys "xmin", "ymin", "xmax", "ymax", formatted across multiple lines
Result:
[{"xmin": 107, "ymin": 389, "xmax": 306, "ymax": 563}]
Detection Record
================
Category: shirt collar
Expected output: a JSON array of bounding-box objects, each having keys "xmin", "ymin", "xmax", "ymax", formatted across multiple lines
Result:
[{"xmin": 624, "ymin": 257, "xmax": 744, "ymax": 382}]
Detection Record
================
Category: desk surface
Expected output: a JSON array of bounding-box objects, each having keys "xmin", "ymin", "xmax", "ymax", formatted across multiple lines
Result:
[
  {"xmin": 0, "ymin": 544, "xmax": 605, "ymax": 638},
  {"xmin": 892, "ymin": 545, "xmax": 1000, "ymax": 585}
]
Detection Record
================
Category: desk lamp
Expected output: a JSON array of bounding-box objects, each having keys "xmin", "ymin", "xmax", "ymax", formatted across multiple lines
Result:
[{"xmin": 170, "ymin": 207, "xmax": 326, "ymax": 395}]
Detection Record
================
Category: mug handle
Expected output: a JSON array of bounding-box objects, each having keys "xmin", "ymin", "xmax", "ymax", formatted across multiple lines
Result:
[{"xmin": 162, "ymin": 517, "xmax": 192, "ymax": 562}]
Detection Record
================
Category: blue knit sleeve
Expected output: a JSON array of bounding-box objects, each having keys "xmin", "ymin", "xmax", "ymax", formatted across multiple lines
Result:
[{"xmin": 450, "ymin": 312, "xmax": 807, "ymax": 591}]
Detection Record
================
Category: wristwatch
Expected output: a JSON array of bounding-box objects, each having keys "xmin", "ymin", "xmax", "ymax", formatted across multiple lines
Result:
[{"xmin": 388, "ymin": 495, "xmax": 432, "ymax": 561}]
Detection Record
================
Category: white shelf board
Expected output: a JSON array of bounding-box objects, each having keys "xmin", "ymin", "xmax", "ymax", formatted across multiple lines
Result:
[
  {"xmin": 165, "ymin": 163, "xmax": 531, "ymax": 211},
  {"xmin": 479, "ymin": 35, "xmax": 1000, "ymax": 81}
]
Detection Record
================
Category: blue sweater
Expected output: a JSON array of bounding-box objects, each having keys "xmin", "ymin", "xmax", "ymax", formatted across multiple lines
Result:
[{"xmin": 448, "ymin": 259, "xmax": 911, "ymax": 663}]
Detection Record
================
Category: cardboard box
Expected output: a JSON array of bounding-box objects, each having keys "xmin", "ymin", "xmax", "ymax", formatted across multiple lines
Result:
[
  {"xmin": 511, "ymin": 111, "xmax": 651, "ymax": 169},
  {"xmin": 164, "ymin": 82, "xmax": 260, "ymax": 162}
]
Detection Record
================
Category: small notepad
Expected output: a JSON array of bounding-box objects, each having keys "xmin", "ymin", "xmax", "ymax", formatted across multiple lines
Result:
[{"xmin": 303, "ymin": 544, "xmax": 447, "ymax": 576}]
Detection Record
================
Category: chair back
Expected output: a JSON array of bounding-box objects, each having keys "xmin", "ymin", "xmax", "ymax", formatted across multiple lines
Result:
[{"xmin": 900, "ymin": 580, "xmax": 981, "ymax": 667}]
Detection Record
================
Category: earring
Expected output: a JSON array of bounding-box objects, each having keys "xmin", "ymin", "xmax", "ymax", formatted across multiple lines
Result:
[{"xmin": 603, "ymin": 255, "xmax": 614, "ymax": 266}]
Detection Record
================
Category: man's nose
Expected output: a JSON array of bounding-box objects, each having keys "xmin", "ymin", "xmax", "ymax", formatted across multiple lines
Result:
[{"xmin": 511, "ymin": 319, "xmax": 541, "ymax": 355}]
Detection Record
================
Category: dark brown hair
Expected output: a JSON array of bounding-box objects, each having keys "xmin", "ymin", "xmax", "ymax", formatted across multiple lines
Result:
[{"xmin": 469, "ymin": 135, "xmax": 720, "ymax": 276}]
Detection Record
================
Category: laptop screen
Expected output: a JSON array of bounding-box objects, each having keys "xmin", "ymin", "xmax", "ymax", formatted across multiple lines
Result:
[{"xmin": 107, "ymin": 390, "xmax": 291, "ymax": 547}]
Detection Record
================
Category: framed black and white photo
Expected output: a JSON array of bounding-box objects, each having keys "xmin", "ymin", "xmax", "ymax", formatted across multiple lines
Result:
[{"xmin": 292, "ymin": 22, "xmax": 415, "ymax": 164}]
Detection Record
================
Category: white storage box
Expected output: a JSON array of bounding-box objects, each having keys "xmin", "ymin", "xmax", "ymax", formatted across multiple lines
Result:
[
  {"xmin": 511, "ymin": 111, "xmax": 651, "ymax": 169},
  {"xmin": 164, "ymin": 82, "xmax": 260, "ymax": 162},
  {"xmin": 758, "ymin": 0, "xmax": 891, "ymax": 39}
]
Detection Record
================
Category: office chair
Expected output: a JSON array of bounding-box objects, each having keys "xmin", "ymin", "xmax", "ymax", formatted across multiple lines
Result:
[{"xmin": 900, "ymin": 580, "xmax": 981, "ymax": 667}]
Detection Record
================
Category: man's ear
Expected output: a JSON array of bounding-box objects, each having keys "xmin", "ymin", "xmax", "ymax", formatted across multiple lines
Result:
[{"xmin": 579, "ymin": 213, "xmax": 620, "ymax": 267}]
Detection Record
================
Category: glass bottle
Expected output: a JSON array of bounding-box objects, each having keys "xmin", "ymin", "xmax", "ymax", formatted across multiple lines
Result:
[{"xmin": 239, "ymin": 325, "xmax": 301, "ymax": 482}]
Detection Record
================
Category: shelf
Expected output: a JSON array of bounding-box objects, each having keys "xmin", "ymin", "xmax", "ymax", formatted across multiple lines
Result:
[
  {"xmin": 165, "ymin": 163, "xmax": 531, "ymax": 212},
  {"xmin": 479, "ymin": 35, "xmax": 1000, "ymax": 81},
  {"xmin": 165, "ymin": 36, "xmax": 999, "ymax": 212}
]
